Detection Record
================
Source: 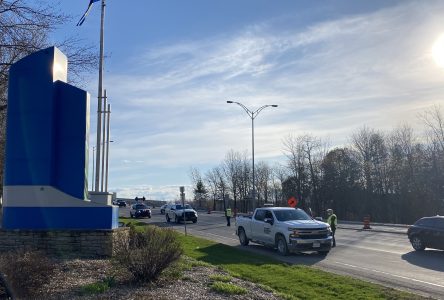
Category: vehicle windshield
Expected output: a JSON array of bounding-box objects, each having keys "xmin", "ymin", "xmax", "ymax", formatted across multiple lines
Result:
[
  {"xmin": 176, "ymin": 204, "xmax": 192, "ymax": 209},
  {"xmin": 273, "ymin": 209, "xmax": 312, "ymax": 222},
  {"xmin": 135, "ymin": 204, "xmax": 147, "ymax": 209}
]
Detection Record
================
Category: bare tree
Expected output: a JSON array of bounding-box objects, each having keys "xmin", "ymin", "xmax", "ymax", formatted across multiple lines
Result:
[
  {"xmin": 255, "ymin": 161, "xmax": 271, "ymax": 206},
  {"xmin": 204, "ymin": 168, "xmax": 219, "ymax": 211},
  {"xmin": 222, "ymin": 150, "xmax": 243, "ymax": 213},
  {"xmin": 420, "ymin": 105, "xmax": 444, "ymax": 152}
]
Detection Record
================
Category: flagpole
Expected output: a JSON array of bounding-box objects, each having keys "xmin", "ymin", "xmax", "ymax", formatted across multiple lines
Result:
[{"xmin": 95, "ymin": 0, "xmax": 105, "ymax": 192}]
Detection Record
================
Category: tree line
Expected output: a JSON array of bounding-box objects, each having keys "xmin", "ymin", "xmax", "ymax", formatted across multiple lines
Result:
[{"xmin": 190, "ymin": 106, "xmax": 444, "ymax": 224}]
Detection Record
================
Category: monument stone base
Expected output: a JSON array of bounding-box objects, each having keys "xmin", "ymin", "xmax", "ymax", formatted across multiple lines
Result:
[{"xmin": 0, "ymin": 227, "xmax": 129, "ymax": 258}]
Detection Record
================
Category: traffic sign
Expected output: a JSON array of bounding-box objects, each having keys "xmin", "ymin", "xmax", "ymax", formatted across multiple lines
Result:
[{"xmin": 288, "ymin": 196, "xmax": 298, "ymax": 207}]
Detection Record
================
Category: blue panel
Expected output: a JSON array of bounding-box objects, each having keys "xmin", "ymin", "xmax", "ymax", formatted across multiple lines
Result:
[
  {"xmin": 2, "ymin": 206, "xmax": 119, "ymax": 230},
  {"xmin": 5, "ymin": 48, "xmax": 57, "ymax": 186},
  {"xmin": 53, "ymin": 81, "xmax": 88, "ymax": 199}
]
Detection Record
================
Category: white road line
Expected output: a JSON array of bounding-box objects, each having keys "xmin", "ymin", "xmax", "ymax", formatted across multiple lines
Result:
[{"xmin": 335, "ymin": 262, "xmax": 444, "ymax": 289}]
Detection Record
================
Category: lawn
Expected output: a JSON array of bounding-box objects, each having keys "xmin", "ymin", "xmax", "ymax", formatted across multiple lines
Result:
[{"xmin": 120, "ymin": 219, "xmax": 423, "ymax": 300}]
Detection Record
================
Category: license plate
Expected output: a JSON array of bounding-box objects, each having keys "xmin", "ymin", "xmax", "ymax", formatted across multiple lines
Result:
[{"xmin": 313, "ymin": 242, "xmax": 320, "ymax": 248}]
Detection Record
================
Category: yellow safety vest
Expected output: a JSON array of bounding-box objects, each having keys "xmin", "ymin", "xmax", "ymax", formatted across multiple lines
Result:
[
  {"xmin": 226, "ymin": 208, "xmax": 232, "ymax": 217},
  {"xmin": 327, "ymin": 214, "xmax": 337, "ymax": 227}
]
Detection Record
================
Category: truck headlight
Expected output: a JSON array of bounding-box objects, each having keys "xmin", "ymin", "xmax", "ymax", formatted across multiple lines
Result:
[
  {"xmin": 290, "ymin": 230, "xmax": 300, "ymax": 238},
  {"xmin": 327, "ymin": 226, "xmax": 332, "ymax": 235}
]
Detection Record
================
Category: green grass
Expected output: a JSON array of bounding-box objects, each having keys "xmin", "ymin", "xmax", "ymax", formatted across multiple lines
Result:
[
  {"xmin": 120, "ymin": 218, "xmax": 424, "ymax": 300},
  {"xmin": 176, "ymin": 234, "xmax": 424, "ymax": 300},
  {"xmin": 80, "ymin": 277, "xmax": 116, "ymax": 295},
  {"xmin": 210, "ymin": 281, "xmax": 247, "ymax": 295},
  {"xmin": 209, "ymin": 274, "xmax": 232, "ymax": 282},
  {"xmin": 119, "ymin": 217, "xmax": 149, "ymax": 229}
]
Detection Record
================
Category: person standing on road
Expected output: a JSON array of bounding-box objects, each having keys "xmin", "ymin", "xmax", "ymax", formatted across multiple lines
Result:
[
  {"xmin": 327, "ymin": 209, "xmax": 337, "ymax": 247},
  {"xmin": 226, "ymin": 207, "xmax": 232, "ymax": 226}
]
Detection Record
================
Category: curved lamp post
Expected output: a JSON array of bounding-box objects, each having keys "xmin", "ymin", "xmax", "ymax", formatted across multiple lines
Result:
[{"xmin": 226, "ymin": 101, "xmax": 278, "ymax": 210}]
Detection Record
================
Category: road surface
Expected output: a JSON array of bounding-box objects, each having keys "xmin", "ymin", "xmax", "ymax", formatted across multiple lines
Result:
[{"xmin": 120, "ymin": 207, "xmax": 444, "ymax": 299}]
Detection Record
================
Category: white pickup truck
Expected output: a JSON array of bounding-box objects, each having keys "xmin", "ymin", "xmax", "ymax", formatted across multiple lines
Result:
[{"xmin": 235, "ymin": 207, "xmax": 332, "ymax": 255}]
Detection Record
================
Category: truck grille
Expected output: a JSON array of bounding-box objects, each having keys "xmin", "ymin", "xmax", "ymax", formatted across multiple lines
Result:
[
  {"xmin": 297, "ymin": 229, "xmax": 329, "ymax": 239},
  {"xmin": 184, "ymin": 212, "xmax": 195, "ymax": 218}
]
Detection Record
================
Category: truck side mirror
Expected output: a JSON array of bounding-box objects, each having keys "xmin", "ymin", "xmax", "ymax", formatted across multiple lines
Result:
[{"xmin": 264, "ymin": 218, "xmax": 274, "ymax": 225}]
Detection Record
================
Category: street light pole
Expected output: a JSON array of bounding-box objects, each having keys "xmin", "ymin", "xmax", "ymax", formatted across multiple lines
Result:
[
  {"xmin": 226, "ymin": 101, "xmax": 278, "ymax": 210},
  {"xmin": 95, "ymin": 0, "xmax": 106, "ymax": 192},
  {"xmin": 92, "ymin": 146, "xmax": 95, "ymax": 191}
]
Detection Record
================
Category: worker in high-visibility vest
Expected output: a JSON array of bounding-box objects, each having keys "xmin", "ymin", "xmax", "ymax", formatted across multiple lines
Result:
[
  {"xmin": 327, "ymin": 209, "xmax": 337, "ymax": 247},
  {"xmin": 226, "ymin": 207, "xmax": 232, "ymax": 226}
]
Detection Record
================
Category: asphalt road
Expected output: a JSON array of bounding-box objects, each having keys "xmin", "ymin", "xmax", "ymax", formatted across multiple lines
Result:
[{"xmin": 120, "ymin": 207, "xmax": 444, "ymax": 299}]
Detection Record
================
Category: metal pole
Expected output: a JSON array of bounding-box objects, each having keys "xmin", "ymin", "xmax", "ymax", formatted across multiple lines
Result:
[
  {"xmin": 92, "ymin": 146, "xmax": 95, "ymax": 191},
  {"xmin": 105, "ymin": 103, "xmax": 111, "ymax": 192},
  {"xmin": 180, "ymin": 187, "xmax": 187, "ymax": 236},
  {"xmin": 101, "ymin": 90, "xmax": 107, "ymax": 192},
  {"xmin": 227, "ymin": 101, "xmax": 277, "ymax": 211},
  {"xmin": 95, "ymin": 0, "xmax": 106, "ymax": 192},
  {"xmin": 251, "ymin": 116, "xmax": 256, "ymax": 210}
]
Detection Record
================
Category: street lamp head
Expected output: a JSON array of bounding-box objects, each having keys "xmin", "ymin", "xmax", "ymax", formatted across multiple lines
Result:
[
  {"xmin": 227, "ymin": 101, "xmax": 234, "ymax": 104},
  {"xmin": 271, "ymin": 105, "xmax": 278, "ymax": 107}
]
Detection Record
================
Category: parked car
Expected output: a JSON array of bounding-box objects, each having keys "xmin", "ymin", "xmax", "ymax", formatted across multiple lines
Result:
[
  {"xmin": 407, "ymin": 216, "xmax": 444, "ymax": 251},
  {"xmin": 160, "ymin": 204, "xmax": 168, "ymax": 215},
  {"xmin": 165, "ymin": 204, "xmax": 198, "ymax": 223},
  {"xmin": 235, "ymin": 207, "xmax": 332, "ymax": 256},
  {"xmin": 117, "ymin": 200, "xmax": 127, "ymax": 207},
  {"xmin": 130, "ymin": 203, "xmax": 152, "ymax": 218}
]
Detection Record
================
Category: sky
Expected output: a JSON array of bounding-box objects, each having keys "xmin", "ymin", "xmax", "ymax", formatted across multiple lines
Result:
[{"xmin": 51, "ymin": 0, "xmax": 444, "ymax": 201}]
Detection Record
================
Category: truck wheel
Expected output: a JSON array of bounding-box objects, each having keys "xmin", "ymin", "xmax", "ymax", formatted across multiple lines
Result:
[
  {"xmin": 276, "ymin": 235, "xmax": 288, "ymax": 256},
  {"xmin": 238, "ymin": 228, "xmax": 249, "ymax": 246},
  {"xmin": 175, "ymin": 215, "xmax": 179, "ymax": 223},
  {"xmin": 166, "ymin": 215, "xmax": 170, "ymax": 223},
  {"xmin": 411, "ymin": 236, "xmax": 425, "ymax": 251},
  {"xmin": 318, "ymin": 250, "xmax": 329, "ymax": 256},
  {"xmin": 192, "ymin": 219, "xmax": 197, "ymax": 223}
]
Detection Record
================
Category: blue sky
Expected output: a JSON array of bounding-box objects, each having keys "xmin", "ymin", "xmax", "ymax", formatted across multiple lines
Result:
[{"xmin": 52, "ymin": 0, "xmax": 444, "ymax": 200}]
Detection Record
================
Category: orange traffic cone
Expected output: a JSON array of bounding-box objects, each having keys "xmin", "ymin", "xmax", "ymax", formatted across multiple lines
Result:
[{"xmin": 363, "ymin": 216, "xmax": 371, "ymax": 229}]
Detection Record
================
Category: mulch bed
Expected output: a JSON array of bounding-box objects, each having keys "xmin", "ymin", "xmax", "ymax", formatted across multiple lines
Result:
[{"xmin": 0, "ymin": 258, "xmax": 283, "ymax": 300}]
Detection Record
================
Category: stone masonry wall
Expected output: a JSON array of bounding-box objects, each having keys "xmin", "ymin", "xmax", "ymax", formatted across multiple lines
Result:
[{"xmin": 0, "ymin": 227, "xmax": 129, "ymax": 257}]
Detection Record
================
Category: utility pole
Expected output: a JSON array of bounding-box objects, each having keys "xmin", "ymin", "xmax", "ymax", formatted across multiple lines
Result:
[{"xmin": 95, "ymin": 0, "xmax": 106, "ymax": 192}]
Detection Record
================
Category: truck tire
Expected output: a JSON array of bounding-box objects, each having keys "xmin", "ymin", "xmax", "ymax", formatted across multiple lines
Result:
[
  {"xmin": 276, "ymin": 235, "xmax": 288, "ymax": 256},
  {"xmin": 318, "ymin": 250, "xmax": 329, "ymax": 256},
  {"xmin": 166, "ymin": 214, "xmax": 170, "ymax": 223},
  {"xmin": 175, "ymin": 215, "xmax": 179, "ymax": 223},
  {"xmin": 238, "ymin": 228, "xmax": 249, "ymax": 246}
]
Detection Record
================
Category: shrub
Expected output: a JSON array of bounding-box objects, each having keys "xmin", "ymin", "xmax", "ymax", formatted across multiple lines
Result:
[
  {"xmin": 113, "ymin": 226, "xmax": 183, "ymax": 282},
  {"xmin": 0, "ymin": 250, "xmax": 56, "ymax": 298}
]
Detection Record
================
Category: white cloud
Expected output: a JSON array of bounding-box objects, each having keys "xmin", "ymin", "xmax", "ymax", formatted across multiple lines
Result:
[{"xmin": 97, "ymin": 1, "xmax": 444, "ymax": 198}]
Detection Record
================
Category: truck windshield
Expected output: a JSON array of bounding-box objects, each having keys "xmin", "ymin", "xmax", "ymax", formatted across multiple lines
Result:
[
  {"xmin": 273, "ymin": 209, "xmax": 312, "ymax": 221},
  {"xmin": 176, "ymin": 204, "xmax": 192, "ymax": 210}
]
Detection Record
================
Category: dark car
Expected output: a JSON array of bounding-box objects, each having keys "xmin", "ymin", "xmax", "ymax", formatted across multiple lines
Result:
[
  {"xmin": 160, "ymin": 204, "xmax": 168, "ymax": 215},
  {"xmin": 117, "ymin": 200, "xmax": 127, "ymax": 207},
  {"xmin": 407, "ymin": 216, "xmax": 444, "ymax": 251},
  {"xmin": 130, "ymin": 204, "xmax": 152, "ymax": 218}
]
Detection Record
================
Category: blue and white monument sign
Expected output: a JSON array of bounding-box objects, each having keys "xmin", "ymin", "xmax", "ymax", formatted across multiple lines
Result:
[{"xmin": 2, "ymin": 47, "xmax": 118, "ymax": 229}]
